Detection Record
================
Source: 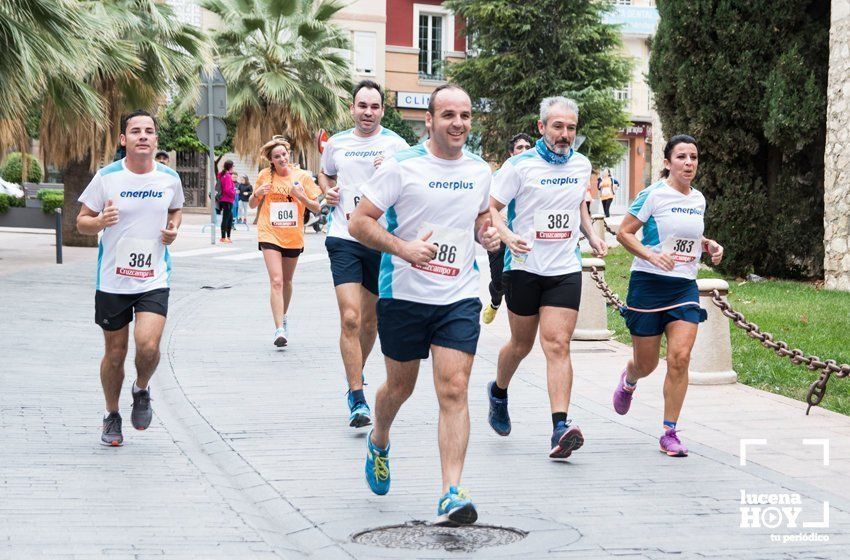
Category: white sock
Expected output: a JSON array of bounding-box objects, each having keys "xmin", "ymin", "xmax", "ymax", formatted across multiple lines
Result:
[
  {"xmin": 132, "ymin": 381, "xmax": 147, "ymax": 394},
  {"xmin": 104, "ymin": 410, "xmax": 116, "ymax": 419}
]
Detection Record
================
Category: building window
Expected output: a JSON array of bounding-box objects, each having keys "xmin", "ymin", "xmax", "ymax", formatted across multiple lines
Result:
[
  {"xmin": 353, "ymin": 31, "xmax": 376, "ymax": 75},
  {"xmin": 615, "ymin": 0, "xmax": 632, "ymax": 5},
  {"xmin": 613, "ymin": 85, "xmax": 632, "ymax": 102},
  {"xmin": 418, "ymin": 13, "xmax": 444, "ymax": 80}
]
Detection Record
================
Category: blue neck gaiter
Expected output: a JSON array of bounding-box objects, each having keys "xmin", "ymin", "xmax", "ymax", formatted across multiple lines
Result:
[{"xmin": 535, "ymin": 138, "xmax": 573, "ymax": 165}]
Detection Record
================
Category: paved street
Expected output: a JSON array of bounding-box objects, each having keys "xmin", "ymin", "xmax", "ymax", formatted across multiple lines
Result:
[{"xmin": 2, "ymin": 216, "xmax": 850, "ymax": 559}]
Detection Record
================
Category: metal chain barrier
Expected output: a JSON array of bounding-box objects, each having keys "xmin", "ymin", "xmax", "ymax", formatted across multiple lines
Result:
[
  {"xmin": 581, "ymin": 217, "xmax": 617, "ymax": 242},
  {"xmin": 585, "ymin": 263, "xmax": 849, "ymax": 414},
  {"xmin": 708, "ymin": 290, "xmax": 850, "ymax": 414},
  {"xmin": 589, "ymin": 266, "xmax": 626, "ymax": 310}
]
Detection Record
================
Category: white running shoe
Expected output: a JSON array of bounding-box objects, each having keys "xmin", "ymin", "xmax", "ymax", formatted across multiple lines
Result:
[{"xmin": 273, "ymin": 326, "xmax": 287, "ymax": 347}]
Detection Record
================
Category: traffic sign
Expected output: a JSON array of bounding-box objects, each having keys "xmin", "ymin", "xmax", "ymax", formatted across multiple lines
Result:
[
  {"xmin": 317, "ymin": 129, "xmax": 329, "ymax": 153},
  {"xmin": 196, "ymin": 68, "xmax": 227, "ymax": 117},
  {"xmin": 196, "ymin": 117, "xmax": 227, "ymax": 148}
]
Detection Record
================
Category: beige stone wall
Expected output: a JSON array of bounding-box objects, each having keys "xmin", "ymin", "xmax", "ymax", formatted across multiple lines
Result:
[{"xmin": 824, "ymin": 0, "xmax": 850, "ymax": 290}]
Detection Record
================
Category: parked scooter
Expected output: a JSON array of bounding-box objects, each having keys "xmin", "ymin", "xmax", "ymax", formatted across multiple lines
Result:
[{"xmin": 304, "ymin": 194, "xmax": 330, "ymax": 233}]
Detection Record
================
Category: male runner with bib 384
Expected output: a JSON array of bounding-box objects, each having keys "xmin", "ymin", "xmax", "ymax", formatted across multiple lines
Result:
[
  {"xmin": 487, "ymin": 97, "xmax": 607, "ymax": 460},
  {"xmin": 77, "ymin": 110, "xmax": 184, "ymax": 446},
  {"xmin": 319, "ymin": 80, "xmax": 408, "ymax": 429},
  {"xmin": 349, "ymin": 84, "xmax": 500, "ymax": 526}
]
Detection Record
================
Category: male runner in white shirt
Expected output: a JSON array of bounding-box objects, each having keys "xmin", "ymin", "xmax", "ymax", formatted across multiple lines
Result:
[
  {"xmin": 350, "ymin": 84, "xmax": 500, "ymax": 526},
  {"xmin": 319, "ymin": 80, "xmax": 409, "ymax": 429},
  {"xmin": 487, "ymin": 97, "xmax": 607, "ymax": 460},
  {"xmin": 77, "ymin": 110, "xmax": 183, "ymax": 446}
]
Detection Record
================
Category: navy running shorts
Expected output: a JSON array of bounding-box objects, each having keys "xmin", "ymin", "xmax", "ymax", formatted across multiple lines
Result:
[
  {"xmin": 503, "ymin": 270, "xmax": 582, "ymax": 316},
  {"xmin": 325, "ymin": 236, "xmax": 381, "ymax": 295},
  {"xmin": 94, "ymin": 288, "xmax": 169, "ymax": 331},
  {"xmin": 621, "ymin": 271, "xmax": 707, "ymax": 337},
  {"xmin": 377, "ymin": 297, "xmax": 482, "ymax": 361}
]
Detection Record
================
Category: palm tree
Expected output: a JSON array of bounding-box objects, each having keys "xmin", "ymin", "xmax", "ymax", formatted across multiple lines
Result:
[
  {"xmin": 200, "ymin": 0, "xmax": 353, "ymax": 159},
  {"xmin": 0, "ymin": 0, "xmax": 103, "ymax": 175},
  {"xmin": 34, "ymin": 0, "xmax": 212, "ymax": 246}
]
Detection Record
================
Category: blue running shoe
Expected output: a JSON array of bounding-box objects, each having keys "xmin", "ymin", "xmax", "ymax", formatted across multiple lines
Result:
[
  {"xmin": 435, "ymin": 486, "xmax": 478, "ymax": 526},
  {"xmin": 348, "ymin": 391, "xmax": 372, "ymax": 428},
  {"xmin": 487, "ymin": 381, "xmax": 511, "ymax": 436},
  {"xmin": 365, "ymin": 430, "xmax": 390, "ymax": 495},
  {"xmin": 549, "ymin": 420, "xmax": 584, "ymax": 459}
]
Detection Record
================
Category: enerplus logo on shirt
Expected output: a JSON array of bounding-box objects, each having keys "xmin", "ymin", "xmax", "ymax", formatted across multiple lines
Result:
[
  {"xmin": 539, "ymin": 177, "xmax": 579, "ymax": 187},
  {"xmin": 427, "ymin": 180, "xmax": 475, "ymax": 190},
  {"xmin": 670, "ymin": 207, "xmax": 703, "ymax": 215},
  {"xmin": 343, "ymin": 149, "xmax": 383, "ymax": 158},
  {"xmin": 119, "ymin": 188, "xmax": 164, "ymax": 199}
]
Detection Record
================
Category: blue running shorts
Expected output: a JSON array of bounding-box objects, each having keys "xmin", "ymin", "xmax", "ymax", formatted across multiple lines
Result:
[
  {"xmin": 326, "ymin": 236, "xmax": 381, "ymax": 295},
  {"xmin": 621, "ymin": 271, "xmax": 707, "ymax": 337},
  {"xmin": 377, "ymin": 298, "xmax": 482, "ymax": 361}
]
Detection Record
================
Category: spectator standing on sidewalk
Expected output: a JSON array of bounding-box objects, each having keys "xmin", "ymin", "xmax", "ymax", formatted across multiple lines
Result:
[
  {"xmin": 218, "ymin": 161, "xmax": 236, "ymax": 243},
  {"xmin": 237, "ymin": 174, "xmax": 252, "ymax": 224}
]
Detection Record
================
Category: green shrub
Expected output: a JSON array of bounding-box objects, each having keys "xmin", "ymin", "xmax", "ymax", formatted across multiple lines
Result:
[
  {"xmin": 0, "ymin": 193, "xmax": 25, "ymax": 213},
  {"xmin": 37, "ymin": 189, "xmax": 64, "ymax": 214},
  {"xmin": 648, "ymin": 0, "xmax": 829, "ymax": 278},
  {"xmin": 1, "ymin": 152, "xmax": 44, "ymax": 184}
]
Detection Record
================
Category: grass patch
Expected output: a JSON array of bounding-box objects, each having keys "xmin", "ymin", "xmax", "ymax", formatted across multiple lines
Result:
[{"xmin": 586, "ymin": 246, "xmax": 850, "ymax": 415}]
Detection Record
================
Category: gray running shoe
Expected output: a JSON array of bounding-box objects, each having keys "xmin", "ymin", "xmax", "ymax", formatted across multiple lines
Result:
[
  {"xmin": 131, "ymin": 388, "xmax": 153, "ymax": 430},
  {"xmin": 101, "ymin": 412, "xmax": 123, "ymax": 446}
]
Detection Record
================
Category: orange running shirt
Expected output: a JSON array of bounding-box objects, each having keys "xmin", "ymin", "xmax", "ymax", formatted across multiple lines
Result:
[{"xmin": 255, "ymin": 166, "xmax": 321, "ymax": 249}]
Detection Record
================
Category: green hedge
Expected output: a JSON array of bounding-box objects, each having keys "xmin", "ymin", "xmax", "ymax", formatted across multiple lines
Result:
[
  {"xmin": 1, "ymin": 152, "xmax": 44, "ymax": 184},
  {"xmin": 37, "ymin": 189, "xmax": 63, "ymax": 214},
  {"xmin": 0, "ymin": 193, "xmax": 26, "ymax": 214},
  {"xmin": 648, "ymin": 0, "xmax": 829, "ymax": 279}
]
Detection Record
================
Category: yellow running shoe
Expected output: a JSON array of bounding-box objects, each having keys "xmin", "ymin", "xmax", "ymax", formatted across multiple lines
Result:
[{"xmin": 482, "ymin": 304, "xmax": 499, "ymax": 324}]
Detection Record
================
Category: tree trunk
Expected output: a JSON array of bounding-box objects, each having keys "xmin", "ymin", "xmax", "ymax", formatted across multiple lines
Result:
[{"xmin": 62, "ymin": 156, "xmax": 97, "ymax": 247}]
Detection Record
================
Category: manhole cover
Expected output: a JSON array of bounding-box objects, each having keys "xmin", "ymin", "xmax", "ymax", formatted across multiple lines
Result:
[{"xmin": 352, "ymin": 521, "xmax": 527, "ymax": 553}]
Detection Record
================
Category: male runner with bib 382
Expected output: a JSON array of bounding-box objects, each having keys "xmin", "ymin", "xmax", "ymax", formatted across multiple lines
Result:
[
  {"xmin": 319, "ymin": 80, "xmax": 408, "ymax": 429},
  {"xmin": 349, "ymin": 84, "xmax": 500, "ymax": 526},
  {"xmin": 77, "ymin": 110, "xmax": 184, "ymax": 446},
  {"xmin": 487, "ymin": 97, "xmax": 607, "ymax": 460}
]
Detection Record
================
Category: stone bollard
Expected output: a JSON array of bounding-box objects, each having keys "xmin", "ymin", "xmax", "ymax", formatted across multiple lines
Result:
[
  {"xmin": 573, "ymin": 257, "xmax": 613, "ymax": 340},
  {"xmin": 690, "ymin": 278, "xmax": 737, "ymax": 384},
  {"xmin": 591, "ymin": 214, "xmax": 606, "ymax": 240}
]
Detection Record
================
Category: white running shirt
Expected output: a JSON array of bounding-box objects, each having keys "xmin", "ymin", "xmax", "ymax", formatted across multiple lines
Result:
[
  {"xmin": 629, "ymin": 180, "xmax": 706, "ymax": 279},
  {"xmin": 79, "ymin": 159, "xmax": 184, "ymax": 294},
  {"xmin": 491, "ymin": 149, "xmax": 592, "ymax": 276},
  {"xmin": 321, "ymin": 127, "xmax": 409, "ymax": 242},
  {"xmin": 361, "ymin": 143, "xmax": 492, "ymax": 305}
]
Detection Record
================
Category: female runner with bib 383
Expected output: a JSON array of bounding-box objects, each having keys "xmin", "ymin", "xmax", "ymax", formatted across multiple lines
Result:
[{"xmin": 612, "ymin": 134, "xmax": 723, "ymax": 458}]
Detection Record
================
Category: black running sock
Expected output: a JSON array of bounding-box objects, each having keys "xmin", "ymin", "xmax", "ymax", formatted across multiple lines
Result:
[
  {"xmin": 350, "ymin": 389, "xmax": 366, "ymax": 405},
  {"xmin": 552, "ymin": 412, "xmax": 568, "ymax": 428},
  {"xmin": 491, "ymin": 382, "xmax": 508, "ymax": 399}
]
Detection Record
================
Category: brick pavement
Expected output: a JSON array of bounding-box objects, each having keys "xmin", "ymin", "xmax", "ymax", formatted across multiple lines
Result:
[{"xmin": 2, "ymin": 222, "xmax": 849, "ymax": 559}]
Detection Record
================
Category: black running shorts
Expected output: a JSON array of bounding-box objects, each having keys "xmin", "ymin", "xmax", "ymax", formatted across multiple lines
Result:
[
  {"xmin": 503, "ymin": 270, "xmax": 581, "ymax": 316},
  {"xmin": 94, "ymin": 288, "xmax": 169, "ymax": 331}
]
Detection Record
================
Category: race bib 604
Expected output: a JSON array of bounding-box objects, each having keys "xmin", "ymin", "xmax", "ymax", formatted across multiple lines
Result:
[{"xmin": 270, "ymin": 201, "xmax": 298, "ymax": 228}]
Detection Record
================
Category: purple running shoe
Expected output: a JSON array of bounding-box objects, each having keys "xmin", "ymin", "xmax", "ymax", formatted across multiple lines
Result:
[
  {"xmin": 612, "ymin": 369, "xmax": 635, "ymax": 415},
  {"xmin": 659, "ymin": 428, "xmax": 688, "ymax": 457}
]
